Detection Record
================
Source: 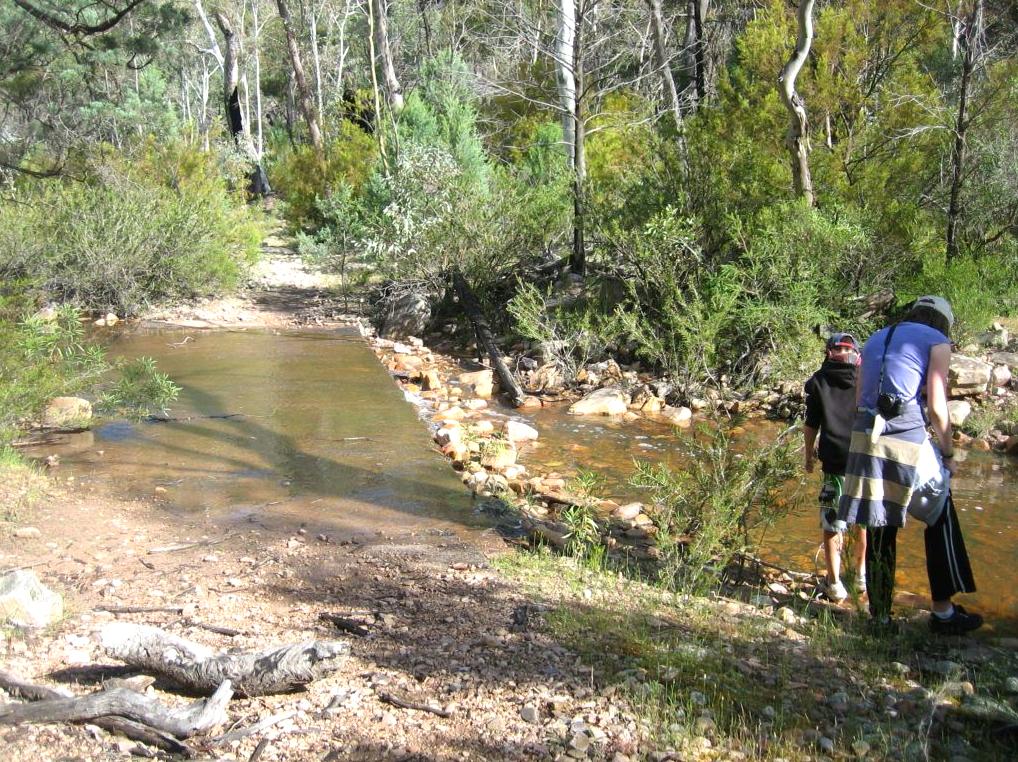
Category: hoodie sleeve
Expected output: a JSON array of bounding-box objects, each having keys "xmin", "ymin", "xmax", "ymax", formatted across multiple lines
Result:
[{"xmin": 804, "ymin": 375, "xmax": 822, "ymax": 429}]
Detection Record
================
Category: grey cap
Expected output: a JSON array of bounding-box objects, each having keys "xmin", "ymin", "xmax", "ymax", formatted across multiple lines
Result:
[{"xmin": 915, "ymin": 295, "xmax": 954, "ymax": 329}]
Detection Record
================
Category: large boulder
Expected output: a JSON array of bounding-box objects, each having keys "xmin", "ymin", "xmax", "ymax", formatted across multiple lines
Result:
[
  {"xmin": 947, "ymin": 400, "xmax": 973, "ymax": 428},
  {"xmin": 503, "ymin": 419, "xmax": 539, "ymax": 445},
  {"xmin": 0, "ymin": 570, "xmax": 63, "ymax": 628},
  {"xmin": 568, "ymin": 387, "xmax": 629, "ymax": 416},
  {"xmin": 42, "ymin": 397, "xmax": 92, "ymax": 430},
  {"xmin": 379, "ymin": 293, "xmax": 431, "ymax": 340},
  {"xmin": 948, "ymin": 355, "xmax": 992, "ymax": 397}
]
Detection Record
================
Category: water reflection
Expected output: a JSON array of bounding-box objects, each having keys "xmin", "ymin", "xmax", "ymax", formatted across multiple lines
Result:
[{"xmin": 513, "ymin": 404, "xmax": 1017, "ymax": 629}]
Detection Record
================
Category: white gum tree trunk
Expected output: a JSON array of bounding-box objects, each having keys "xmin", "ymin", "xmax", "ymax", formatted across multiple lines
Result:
[
  {"xmin": 556, "ymin": 0, "xmax": 577, "ymax": 170},
  {"xmin": 777, "ymin": 0, "xmax": 815, "ymax": 205}
]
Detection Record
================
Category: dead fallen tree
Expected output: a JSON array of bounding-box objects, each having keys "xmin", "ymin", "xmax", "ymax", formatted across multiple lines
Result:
[
  {"xmin": 451, "ymin": 269, "xmax": 526, "ymax": 407},
  {"xmin": 101, "ymin": 622, "xmax": 350, "ymax": 696},
  {"xmin": 0, "ymin": 669, "xmax": 229, "ymax": 754}
]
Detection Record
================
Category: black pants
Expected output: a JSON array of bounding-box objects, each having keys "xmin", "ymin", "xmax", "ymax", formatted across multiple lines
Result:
[{"xmin": 865, "ymin": 494, "xmax": 976, "ymax": 620}]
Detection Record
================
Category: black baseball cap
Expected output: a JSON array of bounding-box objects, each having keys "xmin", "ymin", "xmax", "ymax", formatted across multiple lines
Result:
[{"xmin": 826, "ymin": 332, "xmax": 859, "ymax": 352}]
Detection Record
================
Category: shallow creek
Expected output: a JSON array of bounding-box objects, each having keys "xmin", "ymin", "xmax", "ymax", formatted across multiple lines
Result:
[
  {"xmin": 32, "ymin": 327, "xmax": 1018, "ymax": 628},
  {"xmin": 31, "ymin": 327, "xmax": 485, "ymax": 545}
]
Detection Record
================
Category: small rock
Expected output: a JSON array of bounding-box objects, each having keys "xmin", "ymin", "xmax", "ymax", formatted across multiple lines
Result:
[
  {"xmin": 819, "ymin": 737, "xmax": 835, "ymax": 754},
  {"xmin": 569, "ymin": 733, "xmax": 590, "ymax": 752},
  {"xmin": 13, "ymin": 527, "xmax": 42, "ymax": 539},
  {"xmin": 1004, "ymin": 676, "xmax": 1018, "ymax": 694},
  {"xmin": 775, "ymin": 606, "xmax": 797, "ymax": 625},
  {"xmin": 521, "ymin": 705, "xmax": 540, "ymax": 724},
  {"xmin": 851, "ymin": 739, "xmax": 870, "ymax": 758},
  {"xmin": 0, "ymin": 570, "xmax": 63, "ymax": 627}
]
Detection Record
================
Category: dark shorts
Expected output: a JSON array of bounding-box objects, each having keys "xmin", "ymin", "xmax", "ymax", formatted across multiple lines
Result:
[{"xmin": 819, "ymin": 473, "xmax": 846, "ymax": 533}]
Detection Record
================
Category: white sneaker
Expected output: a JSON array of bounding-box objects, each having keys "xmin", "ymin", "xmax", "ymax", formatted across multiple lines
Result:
[
  {"xmin": 826, "ymin": 580, "xmax": 848, "ymax": 602},
  {"xmin": 856, "ymin": 575, "xmax": 867, "ymax": 593}
]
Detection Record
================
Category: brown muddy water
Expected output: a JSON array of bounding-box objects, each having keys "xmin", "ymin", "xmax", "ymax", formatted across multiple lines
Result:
[
  {"xmin": 28, "ymin": 327, "xmax": 487, "ymax": 546},
  {"xmin": 29, "ymin": 327, "xmax": 1016, "ymax": 628},
  {"xmin": 508, "ymin": 404, "xmax": 1017, "ymax": 630}
]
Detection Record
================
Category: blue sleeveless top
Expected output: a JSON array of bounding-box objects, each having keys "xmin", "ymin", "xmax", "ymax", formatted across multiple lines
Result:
[{"xmin": 857, "ymin": 322, "xmax": 950, "ymax": 410}]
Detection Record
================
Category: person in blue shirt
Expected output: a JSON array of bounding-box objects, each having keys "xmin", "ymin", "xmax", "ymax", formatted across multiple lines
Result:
[{"xmin": 838, "ymin": 296, "xmax": 981, "ymax": 634}]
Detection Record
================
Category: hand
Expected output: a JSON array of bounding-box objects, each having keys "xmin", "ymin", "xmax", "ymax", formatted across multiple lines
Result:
[{"xmin": 943, "ymin": 457, "xmax": 958, "ymax": 477}]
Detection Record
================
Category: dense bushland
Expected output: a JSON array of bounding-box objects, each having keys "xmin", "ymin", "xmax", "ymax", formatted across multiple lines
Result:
[{"xmin": 0, "ymin": 141, "xmax": 263, "ymax": 316}]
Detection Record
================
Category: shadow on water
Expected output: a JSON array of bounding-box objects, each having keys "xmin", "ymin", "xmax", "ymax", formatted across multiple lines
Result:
[{"xmin": 37, "ymin": 327, "xmax": 488, "ymax": 544}]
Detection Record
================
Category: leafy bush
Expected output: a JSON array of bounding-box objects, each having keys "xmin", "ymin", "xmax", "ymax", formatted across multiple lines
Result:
[
  {"xmin": 508, "ymin": 281, "xmax": 620, "ymax": 377},
  {"xmin": 607, "ymin": 202, "xmax": 880, "ymax": 385},
  {"xmin": 0, "ymin": 140, "xmax": 263, "ymax": 315},
  {"xmin": 0, "ymin": 303, "xmax": 178, "ymax": 446},
  {"xmin": 269, "ymin": 121, "xmax": 377, "ymax": 230},
  {"xmin": 631, "ymin": 424, "xmax": 799, "ymax": 594}
]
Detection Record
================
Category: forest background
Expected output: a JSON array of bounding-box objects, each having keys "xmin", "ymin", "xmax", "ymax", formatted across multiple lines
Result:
[{"xmin": 0, "ymin": 0, "xmax": 1016, "ymax": 442}]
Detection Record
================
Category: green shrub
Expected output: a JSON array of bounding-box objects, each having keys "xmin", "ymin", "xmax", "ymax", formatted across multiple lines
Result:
[
  {"xmin": 631, "ymin": 424, "xmax": 799, "ymax": 594},
  {"xmin": 269, "ymin": 121, "xmax": 377, "ymax": 230},
  {"xmin": 0, "ymin": 140, "xmax": 263, "ymax": 315},
  {"xmin": 508, "ymin": 280, "xmax": 621, "ymax": 377},
  {"xmin": 0, "ymin": 303, "xmax": 179, "ymax": 446}
]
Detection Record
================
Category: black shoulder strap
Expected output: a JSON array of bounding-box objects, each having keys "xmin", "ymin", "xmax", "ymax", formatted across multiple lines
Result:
[{"xmin": 876, "ymin": 324, "xmax": 898, "ymax": 399}]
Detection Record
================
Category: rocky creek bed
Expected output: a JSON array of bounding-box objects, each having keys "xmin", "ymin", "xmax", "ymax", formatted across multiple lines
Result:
[{"xmin": 5, "ymin": 235, "xmax": 1018, "ymax": 759}]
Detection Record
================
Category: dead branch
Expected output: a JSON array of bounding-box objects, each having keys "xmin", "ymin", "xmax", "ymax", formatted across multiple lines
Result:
[
  {"xmin": 0, "ymin": 669, "xmax": 229, "ymax": 746},
  {"xmin": 318, "ymin": 612, "xmax": 371, "ymax": 637},
  {"xmin": 97, "ymin": 605, "xmax": 185, "ymax": 615},
  {"xmin": 101, "ymin": 622, "xmax": 349, "ymax": 696},
  {"xmin": 215, "ymin": 709, "xmax": 297, "ymax": 743},
  {"xmin": 147, "ymin": 533, "xmax": 238, "ymax": 554},
  {"xmin": 378, "ymin": 691, "xmax": 452, "ymax": 717}
]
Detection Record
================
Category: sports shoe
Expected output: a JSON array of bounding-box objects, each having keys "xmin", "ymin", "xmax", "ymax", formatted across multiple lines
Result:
[
  {"xmin": 929, "ymin": 605, "xmax": 984, "ymax": 635},
  {"xmin": 856, "ymin": 574, "xmax": 867, "ymax": 593},
  {"xmin": 826, "ymin": 579, "xmax": 848, "ymax": 602}
]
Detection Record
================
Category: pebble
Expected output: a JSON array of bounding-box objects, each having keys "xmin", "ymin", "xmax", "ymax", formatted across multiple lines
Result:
[
  {"xmin": 819, "ymin": 737, "xmax": 835, "ymax": 754},
  {"xmin": 13, "ymin": 527, "xmax": 41, "ymax": 539},
  {"xmin": 851, "ymin": 739, "xmax": 870, "ymax": 757},
  {"xmin": 689, "ymin": 691, "xmax": 706, "ymax": 706},
  {"xmin": 775, "ymin": 606, "xmax": 797, "ymax": 624},
  {"xmin": 521, "ymin": 705, "xmax": 540, "ymax": 724},
  {"xmin": 569, "ymin": 732, "xmax": 590, "ymax": 752}
]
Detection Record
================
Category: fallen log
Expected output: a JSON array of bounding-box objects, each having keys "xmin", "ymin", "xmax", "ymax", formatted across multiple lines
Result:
[
  {"xmin": 0, "ymin": 669, "xmax": 227, "ymax": 750},
  {"xmin": 101, "ymin": 622, "xmax": 349, "ymax": 696},
  {"xmin": 451, "ymin": 270, "xmax": 526, "ymax": 407}
]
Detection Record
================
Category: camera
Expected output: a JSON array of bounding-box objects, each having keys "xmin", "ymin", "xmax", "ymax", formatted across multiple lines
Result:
[{"xmin": 877, "ymin": 392, "xmax": 906, "ymax": 419}]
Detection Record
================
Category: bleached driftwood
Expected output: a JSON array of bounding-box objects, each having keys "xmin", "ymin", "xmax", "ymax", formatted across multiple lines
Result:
[
  {"xmin": 102, "ymin": 622, "xmax": 349, "ymax": 696},
  {"xmin": 0, "ymin": 669, "xmax": 229, "ymax": 750}
]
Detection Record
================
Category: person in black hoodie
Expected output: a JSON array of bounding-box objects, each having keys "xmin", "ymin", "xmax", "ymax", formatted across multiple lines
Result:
[{"xmin": 804, "ymin": 333, "xmax": 867, "ymax": 602}]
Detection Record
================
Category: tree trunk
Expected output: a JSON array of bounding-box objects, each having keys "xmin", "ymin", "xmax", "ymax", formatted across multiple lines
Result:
[
  {"xmin": 451, "ymin": 271, "xmax": 527, "ymax": 407},
  {"xmin": 276, "ymin": 0, "xmax": 325, "ymax": 161},
  {"xmin": 691, "ymin": 0, "xmax": 708, "ymax": 105},
  {"xmin": 417, "ymin": 0, "xmax": 433, "ymax": 57},
  {"xmin": 371, "ymin": 0, "xmax": 404, "ymax": 114},
  {"xmin": 102, "ymin": 622, "xmax": 349, "ymax": 697},
  {"xmin": 214, "ymin": 11, "xmax": 270, "ymax": 196},
  {"xmin": 777, "ymin": 0, "xmax": 815, "ymax": 206},
  {"xmin": 366, "ymin": 0, "xmax": 389, "ymax": 164},
  {"xmin": 569, "ymin": 4, "xmax": 586, "ymax": 275},
  {"xmin": 946, "ymin": 1, "xmax": 980, "ymax": 260},
  {"xmin": 310, "ymin": 2, "xmax": 326, "ymax": 123},
  {"xmin": 645, "ymin": 0, "xmax": 685, "ymax": 147},
  {"xmin": 556, "ymin": 0, "xmax": 577, "ymax": 170},
  {"xmin": 252, "ymin": 0, "xmax": 265, "ymax": 159}
]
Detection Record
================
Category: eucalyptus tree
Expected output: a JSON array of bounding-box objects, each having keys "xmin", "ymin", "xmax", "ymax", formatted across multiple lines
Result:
[
  {"xmin": 2, "ymin": 0, "xmax": 187, "ymax": 174},
  {"xmin": 476, "ymin": 0, "xmax": 682, "ymax": 274}
]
